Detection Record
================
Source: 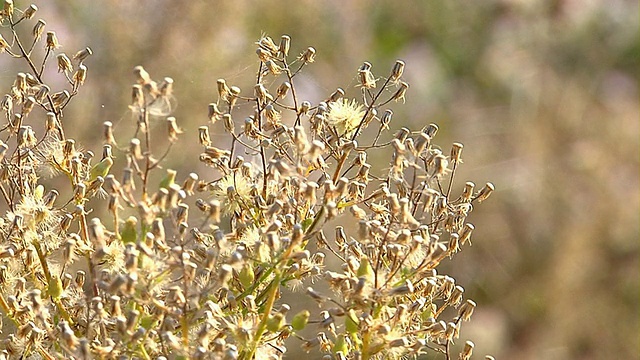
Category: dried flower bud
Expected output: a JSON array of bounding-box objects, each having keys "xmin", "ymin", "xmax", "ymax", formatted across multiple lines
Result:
[
  {"xmin": 73, "ymin": 47, "xmax": 93, "ymax": 62},
  {"xmin": 256, "ymin": 47, "xmax": 271, "ymax": 62},
  {"xmin": 22, "ymin": 4, "xmax": 37, "ymax": 20},
  {"xmin": 128, "ymin": 84, "xmax": 143, "ymax": 108},
  {"xmin": 328, "ymin": 88, "xmax": 345, "ymax": 103},
  {"xmin": 20, "ymin": 96, "xmax": 35, "ymax": 117},
  {"xmin": 390, "ymin": 59, "xmax": 405, "ymax": 81},
  {"xmin": 122, "ymin": 167, "xmax": 135, "ymax": 192},
  {"xmin": 3, "ymin": 0, "xmax": 13, "ymax": 17},
  {"xmin": 88, "ymin": 218, "xmax": 106, "ymax": 250},
  {"xmin": 301, "ymin": 46, "xmax": 316, "ymax": 63},
  {"xmin": 75, "ymin": 270, "xmax": 86, "ymax": 288},
  {"xmin": 51, "ymin": 90, "xmax": 70, "ymax": 108},
  {"xmin": 276, "ymin": 81, "xmax": 291, "ymax": 99},
  {"xmin": 391, "ymin": 81, "xmax": 409, "ymax": 103},
  {"xmin": 175, "ymin": 203, "xmax": 189, "ymax": 224},
  {"xmin": 133, "ymin": 65, "xmax": 151, "ymax": 85},
  {"xmin": 222, "ymin": 114, "xmax": 234, "ymax": 133},
  {"xmin": 424, "ymin": 123, "xmax": 439, "ymax": 138},
  {"xmin": 14, "ymin": 72, "xmax": 26, "ymax": 92},
  {"xmin": 0, "ymin": 34, "xmax": 9, "ymax": 53},
  {"xmin": 458, "ymin": 300, "xmax": 476, "ymax": 321},
  {"xmin": 459, "ymin": 223, "xmax": 474, "ymax": 245},
  {"xmin": 461, "ymin": 181, "xmax": 475, "ymax": 203},
  {"xmin": 56, "ymin": 53, "xmax": 73, "ymax": 73},
  {"xmin": 228, "ymin": 85, "xmax": 241, "ymax": 107},
  {"xmin": 475, "ymin": 182, "xmax": 495, "ymax": 202},
  {"xmin": 433, "ymin": 154, "xmax": 448, "ymax": 178},
  {"xmin": 100, "ymin": 121, "xmax": 114, "ymax": 145},
  {"xmin": 451, "ymin": 142, "xmax": 463, "ymax": 164},
  {"xmin": 265, "ymin": 60, "xmax": 282, "ymax": 75},
  {"xmin": 279, "ymin": 35, "xmax": 291, "ymax": 57},
  {"xmin": 32, "ymin": 19, "xmax": 46, "ymax": 40},
  {"xmin": 217, "ymin": 78, "xmax": 230, "ymax": 102},
  {"xmin": 129, "ymin": 138, "xmax": 142, "ymax": 160},
  {"xmin": 45, "ymin": 31, "xmax": 59, "ymax": 50},
  {"xmin": 298, "ymin": 100, "xmax": 310, "ymax": 116},
  {"xmin": 73, "ymin": 64, "xmax": 87, "ymax": 86},
  {"xmin": 166, "ymin": 116, "xmax": 182, "ymax": 142},
  {"xmin": 0, "ymin": 141, "xmax": 7, "ymax": 162},
  {"xmin": 159, "ymin": 77, "xmax": 173, "ymax": 96},
  {"xmin": 358, "ymin": 62, "xmax": 376, "ymax": 89},
  {"xmin": 460, "ymin": 340, "xmax": 474, "ymax": 360}
]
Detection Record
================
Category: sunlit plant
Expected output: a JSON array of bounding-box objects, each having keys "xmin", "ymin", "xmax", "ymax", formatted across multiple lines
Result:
[{"xmin": 0, "ymin": 3, "xmax": 495, "ymax": 359}]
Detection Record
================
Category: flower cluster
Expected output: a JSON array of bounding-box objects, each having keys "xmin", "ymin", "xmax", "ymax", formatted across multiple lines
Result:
[{"xmin": 0, "ymin": 3, "xmax": 494, "ymax": 359}]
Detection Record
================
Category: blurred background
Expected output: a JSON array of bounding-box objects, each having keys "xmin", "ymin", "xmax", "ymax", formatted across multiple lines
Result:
[{"xmin": 5, "ymin": 0, "xmax": 638, "ymax": 359}]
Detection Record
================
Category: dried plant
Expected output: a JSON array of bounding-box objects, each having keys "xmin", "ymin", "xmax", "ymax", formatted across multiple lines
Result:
[{"xmin": 0, "ymin": 3, "xmax": 495, "ymax": 360}]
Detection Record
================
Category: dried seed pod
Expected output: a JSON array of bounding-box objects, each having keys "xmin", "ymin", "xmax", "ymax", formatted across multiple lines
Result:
[
  {"xmin": 32, "ymin": 19, "xmax": 46, "ymax": 40},
  {"xmin": 159, "ymin": 77, "xmax": 173, "ymax": 97},
  {"xmin": 21, "ymin": 96, "xmax": 35, "ymax": 117},
  {"xmin": 475, "ymin": 182, "xmax": 495, "ymax": 202},
  {"xmin": 73, "ymin": 47, "xmax": 93, "ymax": 62},
  {"xmin": 276, "ymin": 81, "xmax": 291, "ymax": 99},
  {"xmin": 217, "ymin": 78, "xmax": 230, "ymax": 102},
  {"xmin": 460, "ymin": 182, "xmax": 475, "ymax": 203},
  {"xmin": 279, "ymin": 35, "xmax": 291, "ymax": 57},
  {"xmin": 358, "ymin": 62, "xmax": 376, "ymax": 89},
  {"xmin": 300, "ymin": 46, "xmax": 316, "ymax": 63},
  {"xmin": 424, "ymin": 123, "xmax": 439, "ymax": 138},
  {"xmin": 73, "ymin": 64, "xmax": 87, "ymax": 86},
  {"xmin": 460, "ymin": 341, "xmax": 474, "ymax": 360},
  {"xmin": 228, "ymin": 86, "xmax": 241, "ymax": 107},
  {"xmin": 265, "ymin": 60, "xmax": 282, "ymax": 75},
  {"xmin": 51, "ymin": 90, "xmax": 70, "ymax": 108},
  {"xmin": 22, "ymin": 4, "xmax": 37, "ymax": 20},
  {"xmin": 14, "ymin": 72, "xmax": 26, "ymax": 92},
  {"xmin": 0, "ymin": 34, "xmax": 8, "ymax": 53},
  {"xmin": 133, "ymin": 65, "xmax": 151, "ymax": 85},
  {"xmin": 129, "ymin": 138, "xmax": 142, "ymax": 160},
  {"xmin": 390, "ymin": 59, "xmax": 405, "ymax": 81},
  {"xmin": 56, "ymin": 53, "xmax": 73, "ymax": 73},
  {"xmin": 166, "ymin": 116, "xmax": 182, "ymax": 141},
  {"xmin": 391, "ymin": 81, "xmax": 408, "ymax": 103},
  {"xmin": 459, "ymin": 223, "xmax": 474, "ymax": 245},
  {"xmin": 45, "ymin": 31, "xmax": 60, "ymax": 50},
  {"xmin": 328, "ymin": 88, "xmax": 345, "ymax": 103},
  {"xmin": 102, "ymin": 121, "xmax": 115, "ymax": 145},
  {"xmin": 3, "ymin": 1, "xmax": 13, "ymax": 18},
  {"xmin": 451, "ymin": 142, "xmax": 463, "ymax": 164},
  {"xmin": 0, "ymin": 94, "xmax": 11, "ymax": 114}
]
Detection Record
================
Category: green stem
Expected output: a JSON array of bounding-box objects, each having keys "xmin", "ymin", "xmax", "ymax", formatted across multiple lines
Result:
[{"xmin": 244, "ymin": 269, "xmax": 283, "ymax": 359}]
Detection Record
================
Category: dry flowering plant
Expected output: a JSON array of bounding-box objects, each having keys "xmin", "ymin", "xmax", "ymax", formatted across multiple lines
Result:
[{"xmin": 0, "ymin": 2, "xmax": 496, "ymax": 360}]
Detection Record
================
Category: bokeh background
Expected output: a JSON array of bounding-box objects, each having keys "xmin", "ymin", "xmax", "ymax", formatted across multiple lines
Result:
[{"xmin": 3, "ymin": 0, "xmax": 638, "ymax": 359}]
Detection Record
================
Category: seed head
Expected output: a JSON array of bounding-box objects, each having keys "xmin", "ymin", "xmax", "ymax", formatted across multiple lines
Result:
[
  {"xmin": 476, "ymin": 182, "xmax": 495, "ymax": 202},
  {"xmin": 45, "ymin": 31, "xmax": 60, "ymax": 50},
  {"xmin": 32, "ymin": 19, "xmax": 46, "ymax": 40},
  {"xmin": 301, "ymin": 46, "xmax": 316, "ymax": 63},
  {"xmin": 73, "ymin": 64, "xmax": 87, "ymax": 86},
  {"xmin": 22, "ymin": 4, "xmax": 37, "ymax": 20},
  {"xmin": 3, "ymin": 0, "xmax": 13, "ymax": 18},
  {"xmin": 73, "ymin": 47, "xmax": 93, "ymax": 63},
  {"xmin": 0, "ymin": 34, "xmax": 9, "ymax": 53},
  {"xmin": 327, "ymin": 98, "xmax": 365, "ymax": 136},
  {"xmin": 133, "ymin": 65, "xmax": 151, "ymax": 85},
  {"xmin": 276, "ymin": 81, "xmax": 291, "ymax": 100},
  {"xmin": 358, "ymin": 62, "xmax": 376, "ymax": 89},
  {"xmin": 279, "ymin": 35, "xmax": 291, "ymax": 57},
  {"xmin": 459, "ymin": 341, "xmax": 474, "ymax": 360}
]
